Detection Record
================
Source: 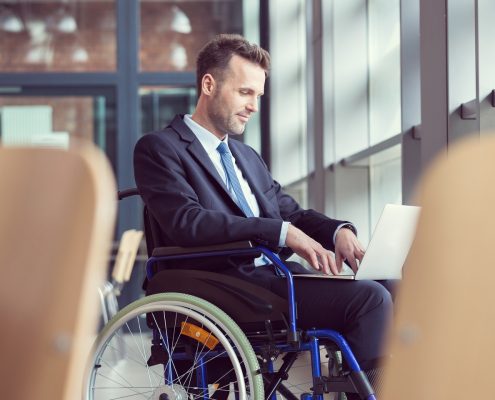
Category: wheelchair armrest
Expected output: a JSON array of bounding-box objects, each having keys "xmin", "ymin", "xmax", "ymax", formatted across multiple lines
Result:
[
  {"xmin": 151, "ymin": 240, "xmax": 259, "ymax": 257},
  {"xmin": 117, "ymin": 187, "xmax": 139, "ymax": 200}
]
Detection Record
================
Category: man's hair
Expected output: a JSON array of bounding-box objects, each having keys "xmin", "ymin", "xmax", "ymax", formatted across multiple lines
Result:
[{"xmin": 196, "ymin": 34, "xmax": 271, "ymax": 95}]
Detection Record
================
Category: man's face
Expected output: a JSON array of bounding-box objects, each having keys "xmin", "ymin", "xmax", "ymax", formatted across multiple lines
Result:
[{"xmin": 208, "ymin": 55, "xmax": 265, "ymax": 138}]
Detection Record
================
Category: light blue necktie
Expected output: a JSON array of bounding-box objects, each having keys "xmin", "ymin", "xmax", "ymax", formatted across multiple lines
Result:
[
  {"xmin": 217, "ymin": 142, "xmax": 254, "ymax": 217},
  {"xmin": 217, "ymin": 142, "xmax": 280, "ymax": 271}
]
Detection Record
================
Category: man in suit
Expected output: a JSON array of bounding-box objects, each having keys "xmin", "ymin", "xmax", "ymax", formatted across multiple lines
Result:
[{"xmin": 134, "ymin": 34, "xmax": 392, "ymax": 396}]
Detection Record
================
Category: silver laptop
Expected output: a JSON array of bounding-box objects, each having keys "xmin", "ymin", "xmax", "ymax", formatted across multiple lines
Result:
[{"xmin": 295, "ymin": 204, "xmax": 421, "ymax": 280}]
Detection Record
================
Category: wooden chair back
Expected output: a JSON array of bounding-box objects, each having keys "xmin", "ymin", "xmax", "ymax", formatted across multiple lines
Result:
[
  {"xmin": 111, "ymin": 229, "xmax": 143, "ymax": 284},
  {"xmin": 382, "ymin": 135, "xmax": 495, "ymax": 399},
  {"xmin": 0, "ymin": 143, "xmax": 116, "ymax": 400}
]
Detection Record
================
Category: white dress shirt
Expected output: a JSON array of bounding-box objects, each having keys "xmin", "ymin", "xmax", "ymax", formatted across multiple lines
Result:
[{"xmin": 184, "ymin": 115, "xmax": 261, "ymax": 217}]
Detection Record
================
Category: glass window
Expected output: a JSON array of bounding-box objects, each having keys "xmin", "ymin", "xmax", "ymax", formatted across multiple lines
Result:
[
  {"xmin": 328, "ymin": 164, "xmax": 371, "ymax": 243},
  {"xmin": 369, "ymin": 145, "xmax": 402, "ymax": 228},
  {"xmin": 140, "ymin": 0, "xmax": 244, "ymax": 72},
  {"xmin": 284, "ymin": 178, "xmax": 308, "ymax": 209},
  {"xmin": 140, "ymin": 86, "xmax": 196, "ymax": 134},
  {"xmin": 325, "ymin": 145, "xmax": 401, "ymax": 245},
  {"xmin": 322, "ymin": 0, "xmax": 402, "ymax": 242},
  {"xmin": 368, "ymin": 0, "xmax": 401, "ymax": 145},
  {"xmin": 268, "ymin": 0, "xmax": 307, "ymax": 186},
  {"xmin": 0, "ymin": 89, "xmax": 116, "ymax": 166},
  {"xmin": 329, "ymin": 0, "xmax": 369, "ymax": 162},
  {"xmin": 324, "ymin": 0, "xmax": 401, "ymax": 162},
  {"xmin": 139, "ymin": 85, "xmax": 261, "ymax": 150},
  {"xmin": 0, "ymin": 0, "xmax": 116, "ymax": 72},
  {"xmin": 478, "ymin": 0, "xmax": 495, "ymax": 134}
]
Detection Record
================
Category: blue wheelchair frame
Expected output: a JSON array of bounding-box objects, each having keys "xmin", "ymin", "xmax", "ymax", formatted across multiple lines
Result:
[
  {"xmin": 116, "ymin": 188, "xmax": 376, "ymax": 400},
  {"xmin": 145, "ymin": 244, "xmax": 377, "ymax": 400}
]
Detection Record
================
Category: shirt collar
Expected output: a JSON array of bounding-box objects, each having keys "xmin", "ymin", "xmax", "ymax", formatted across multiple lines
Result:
[{"xmin": 183, "ymin": 114, "xmax": 228, "ymax": 154}]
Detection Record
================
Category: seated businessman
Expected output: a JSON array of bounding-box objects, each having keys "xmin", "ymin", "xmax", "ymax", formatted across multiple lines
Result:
[{"xmin": 134, "ymin": 33, "xmax": 393, "ymax": 396}]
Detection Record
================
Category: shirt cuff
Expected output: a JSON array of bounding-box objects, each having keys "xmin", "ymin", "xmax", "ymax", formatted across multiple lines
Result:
[
  {"xmin": 333, "ymin": 223, "xmax": 357, "ymax": 245},
  {"xmin": 279, "ymin": 221, "xmax": 290, "ymax": 247}
]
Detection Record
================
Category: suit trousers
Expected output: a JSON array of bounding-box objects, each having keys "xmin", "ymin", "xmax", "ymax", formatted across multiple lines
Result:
[
  {"xmin": 268, "ymin": 262, "xmax": 395, "ymax": 370},
  {"xmin": 183, "ymin": 257, "xmax": 398, "ymax": 369},
  {"xmin": 205, "ymin": 258, "xmax": 395, "ymax": 369},
  {"xmin": 148, "ymin": 258, "xmax": 395, "ymax": 371}
]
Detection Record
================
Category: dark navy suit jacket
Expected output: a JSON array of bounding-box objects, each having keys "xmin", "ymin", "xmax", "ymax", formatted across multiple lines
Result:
[{"xmin": 134, "ymin": 115, "xmax": 348, "ymax": 284}]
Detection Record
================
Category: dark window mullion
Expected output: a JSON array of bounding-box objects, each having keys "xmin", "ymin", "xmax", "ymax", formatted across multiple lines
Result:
[
  {"xmin": 0, "ymin": 73, "xmax": 118, "ymax": 86},
  {"xmin": 116, "ymin": 0, "xmax": 140, "ymax": 234},
  {"xmin": 137, "ymin": 72, "xmax": 196, "ymax": 87}
]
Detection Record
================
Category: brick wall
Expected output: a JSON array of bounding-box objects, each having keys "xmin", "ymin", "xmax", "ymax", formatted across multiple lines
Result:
[
  {"xmin": 0, "ymin": 1, "xmax": 116, "ymax": 72},
  {"xmin": 0, "ymin": 0, "xmax": 242, "ymax": 73}
]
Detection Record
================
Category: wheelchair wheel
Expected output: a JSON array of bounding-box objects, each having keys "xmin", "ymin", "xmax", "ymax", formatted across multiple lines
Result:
[{"xmin": 84, "ymin": 293, "xmax": 264, "ymax": 400}]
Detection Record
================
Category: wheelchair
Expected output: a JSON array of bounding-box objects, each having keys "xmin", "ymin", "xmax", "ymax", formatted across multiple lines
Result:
[{"xmin": 83, "ymin": 188, "xmax": 378, "ymax": 400}]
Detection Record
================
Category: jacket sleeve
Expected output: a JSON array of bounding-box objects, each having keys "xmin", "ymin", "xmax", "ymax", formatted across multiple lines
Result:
[
  {"xmin": 249, "ymin": 149, "xmax": 351, "ymax": 252},
  {"xmin": 134, "ymin": 133, "xmax": 284, "ymax": 249}
]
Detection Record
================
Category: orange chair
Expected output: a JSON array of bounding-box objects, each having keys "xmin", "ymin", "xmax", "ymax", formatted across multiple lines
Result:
[
  {"xmin": 382, "ymin": 135, "xmax": 495, "ymax": 399},
  {"xmin": 0, "ymin": 143, "xmax": 116, "ymax": 400}
]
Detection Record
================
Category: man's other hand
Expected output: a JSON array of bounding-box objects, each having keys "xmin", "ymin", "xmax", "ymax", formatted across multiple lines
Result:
[
  {"xmin": 335, "ymin": 228, "xmax": 365, "ymax": 274},
  {"xmin": 286, "ymin": 225, "xmax": 338, "ymax": 275}
]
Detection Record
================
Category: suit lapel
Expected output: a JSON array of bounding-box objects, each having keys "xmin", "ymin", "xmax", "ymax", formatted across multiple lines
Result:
[
  {"xmin": 229, "ymin": 140, "xmax": 273, "ymax": 217},
  {"xmin": 170, "ymin": 116, "xmax": 241, "ymax": 211}
]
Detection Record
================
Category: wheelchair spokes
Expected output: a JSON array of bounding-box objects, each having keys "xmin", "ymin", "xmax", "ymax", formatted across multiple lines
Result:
[{"xmin": 85, "ymin": 293, "xmax": 264, "ymax": 400}]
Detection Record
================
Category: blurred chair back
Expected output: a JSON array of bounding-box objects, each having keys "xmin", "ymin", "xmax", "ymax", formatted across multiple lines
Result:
[
  {"xmin": 0, "ymin": 143, "xmax": 116, "ymax": 400},
  {"xmin": 99, "ymin": 228, "xmax": 143, "ymax": 324},
  {"xmin": 382, "ymin": 135, "xmax": 495, "ymax": 399},
  {"xmin": 112, "ymin": 229, "xmax": 143, "ymax": 285}
]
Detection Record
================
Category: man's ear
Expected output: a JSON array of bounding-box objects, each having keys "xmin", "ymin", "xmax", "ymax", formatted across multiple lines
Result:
[{"xmin": 201, "ymin": 74, "xmax": 216, "ymax": 96}]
